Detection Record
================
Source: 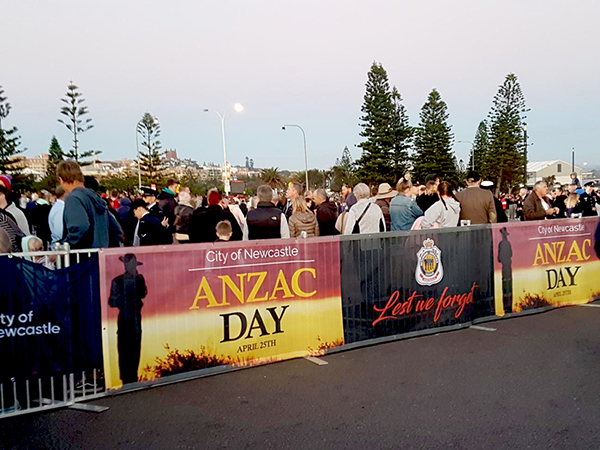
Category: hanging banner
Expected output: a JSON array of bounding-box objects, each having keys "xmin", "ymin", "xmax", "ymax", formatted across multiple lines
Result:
[
  {"xmin": 99, "ymin": 238, "xmax": 344, "ymax": 389},
  {"xmin": 340, "ymin": 227, "xmax": 495, "ymax": 344},
  {"xmin": 492, "ymin": 218, "xmax": 600, "ymax": 315},
  {"xmin": 0, "ymin": 256, "xmax": 102, "ymax": 389}
]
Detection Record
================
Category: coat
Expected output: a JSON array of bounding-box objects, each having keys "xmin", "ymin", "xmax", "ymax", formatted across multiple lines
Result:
[
  {"xmin": 522, "ymin": 193, "xmax": 549, "ymax": 220},
  {"xmin": 288, "ymin": 211, "xmax": 319, "ymax": 238},
  {"xmin": 455, "ymin": 187, "xmax": 497, "ymax": 224},
  {"xmin": 188, "ymin": 206, "xmax": 243, "ymax": 243}
]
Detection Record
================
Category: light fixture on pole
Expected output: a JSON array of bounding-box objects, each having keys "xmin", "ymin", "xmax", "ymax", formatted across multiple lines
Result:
[
  {"xmin": 282, "ymin": 124, "xmax": 309, "ymax": 191},
  {"xmin": 204, "ymin": 103, "xmax": 244, "ymax": 196}
]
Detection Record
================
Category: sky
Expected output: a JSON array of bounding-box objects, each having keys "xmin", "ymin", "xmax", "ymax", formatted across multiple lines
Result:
[{"xmin": 3, "ymin": 0, "xmax": 600, "ymax": 172}]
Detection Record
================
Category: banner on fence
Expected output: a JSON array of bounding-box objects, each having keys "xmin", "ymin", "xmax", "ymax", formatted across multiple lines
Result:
[
  {"xmin": 99, "ymin": 238, "xmax": 344, "ymax": 389},
  {"xmin": 492, "ymin": 218, "xmax": 600, "ymax": 315},
  {"xmin": 340, "ymin": 227, "xmax": 495, "ymax": 344},
  {"xmin": 0, "ymin": 256, "xmax": 102, "ymax": 384}
]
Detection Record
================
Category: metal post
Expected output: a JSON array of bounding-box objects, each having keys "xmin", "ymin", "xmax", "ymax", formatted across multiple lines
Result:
[
  {"xmin": 571, "ymin": 148, "xmax": 575, "ymax": 173},
  {"xmin": 283, "ymin": 124, "xmax": 309, "ymax": 191},
  {"xmin": 523, "ymin": 124, "xmax": 528, "ymax": 184},
  {"xmin": 135, "ymin": 124, "xmax": 142, "ymax": 190}
]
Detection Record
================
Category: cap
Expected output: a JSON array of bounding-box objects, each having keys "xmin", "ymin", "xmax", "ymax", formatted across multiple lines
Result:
[
  {"xmin": 481, "ymin": 180, "xmax": 494, "ymax": 188},
  {"xmin": 0, "ymin": 175, "xmax": 11, "ymax": 193},
  {"xmin": 141, "ymin": 187, "xmax": 159, "ymax": 197},
  {"xmin": 584, "ymin": 181, "xmax": 594, "ymax": 187},
  {"xmin": 130, "ymin": 199, "xmax": 148, "ymax": 210}
]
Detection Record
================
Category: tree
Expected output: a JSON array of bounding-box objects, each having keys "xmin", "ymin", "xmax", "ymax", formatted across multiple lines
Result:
[
  {"xmin": 471, "ymin": 121, "xmax": 490, "ymax": 176},
  {"xmin": 389, "ymin": 87, "xmax": 413, "ymax": 183},
  {"xmin": 58, "ymin": 81, "xmax": 96, "ymax": 163},
  {"xmin": 0, "ymin": 84, "xmax": 23, "ymax": 174},
  {"xmin": 485, "ymin": 73, "xmax": 528, "ymax": 193},
  {"xmin": 412, "ymin": 89, "xmax": 458, "ymax": 185},
  {"xmin": 137, "ymin": 113, "xmax": 165, "ymax": 185},
  {"xmin": 331, "ymin": 146, "xmax": 357, "ymax": 191},
  {"xmin": 292, "ymin": 169, "xmax": 326, "ymax": 190},
  {"xmin": 260, "ymin": 167, "xmax": 285, "ymax": 190},
  {"xmin": 355, "ymin": 62, "xmax": 396, "ymax": 185}
]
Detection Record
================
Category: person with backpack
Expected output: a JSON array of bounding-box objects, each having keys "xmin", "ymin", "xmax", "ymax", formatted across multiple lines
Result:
[{"xmin": 342, "ymin": 183, "xmax": 385, "ymax": 235}]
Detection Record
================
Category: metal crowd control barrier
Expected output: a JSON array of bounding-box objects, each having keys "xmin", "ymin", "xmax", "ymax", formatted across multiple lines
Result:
[{"xmin": 0, "ymin": 246, "xmax": 105, "ymax": 419}]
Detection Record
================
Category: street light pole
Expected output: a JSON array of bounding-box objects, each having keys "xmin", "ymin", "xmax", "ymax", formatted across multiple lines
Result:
[
  {"xmin": 282, "ymin": 124, "xmax": 309, "ymax": 191},
  {"xmin": 204, "ymin": 104, "xmax": 244, "ymax": 196},
  {"xmin": 571, "ymin": 147, "xmax": 575, "ymax": 173},
  {"xmin": 522, "ymin": 124, "xmax": 528, "ymax": 185},
  {"xmin": 135, "ymin": 125, "xmax": 141, "ymax": 190}
]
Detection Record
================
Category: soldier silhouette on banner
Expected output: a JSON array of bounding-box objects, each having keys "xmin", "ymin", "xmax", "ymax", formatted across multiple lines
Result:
[
  {"xmin": 109, "ymin": 254, "xmax": 147, "ymax": 384},
  {"xmin": 497, "ymin": 227, "xmax": 513, "ymax": 314}
]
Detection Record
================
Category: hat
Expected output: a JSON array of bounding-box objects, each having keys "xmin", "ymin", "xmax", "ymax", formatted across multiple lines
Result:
[
  {"xmin": 500, "ymin": 227, "xmax": 510, "ymax": 236},
  {"xmin": 375, "ymin": 183, "xmax": 397, "ymax": 200},
  {"xmin": 0, "ymin": 174, "xmax": 12, "ymax": 193},
  {"xmin": 119, "ymin": 253, "xmax": 143, "ymax": 266},
  {"xmin": 130, "ymin": 199, "xmax": 148, "ymax": 210},
  {"xmin": 141, "ymin": 187, "xmax": 158, "ymax": 197},
  {"xmin": 207, "ymin": 189, "xmax": 223, "ymax": 206},
  {"xmin": 584, "ymin": 181, "xmax": 594, "ymax": 187},
  {"xmin": 481, "ymin": 180, "xmax": 494, "ymax": 188}
]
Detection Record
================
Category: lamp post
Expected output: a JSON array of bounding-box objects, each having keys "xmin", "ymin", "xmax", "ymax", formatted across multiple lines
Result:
[
  {"xmin": 282, "ymin": 124, "xmax": 309, "ymax": 191},
  {"xmin": 204, "ymin": 103, "xmax": 244, "ymax": 196},
  {"xmin": 457, "ymin": 140, "xmax": 474, "ymax": 170},
  {"xmin": 571, "ymin": 147, "xmax": 575, "ymax": 173}
]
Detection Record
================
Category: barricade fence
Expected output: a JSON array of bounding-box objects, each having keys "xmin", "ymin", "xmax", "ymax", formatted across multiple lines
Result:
[{"xmin": 1, "ymin": 217, "xmax": 599, "ymax": 418}]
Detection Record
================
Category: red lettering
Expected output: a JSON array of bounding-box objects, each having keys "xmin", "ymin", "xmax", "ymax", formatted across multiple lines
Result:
[{"xmin": 373, "ymin": 291, "xmax": 400, "ymax": 326}]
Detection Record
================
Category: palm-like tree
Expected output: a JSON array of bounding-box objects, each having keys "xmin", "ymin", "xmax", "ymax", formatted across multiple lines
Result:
[{"xmin": 260, "ymin": 167, "xmax": 285, "ymax": 190}]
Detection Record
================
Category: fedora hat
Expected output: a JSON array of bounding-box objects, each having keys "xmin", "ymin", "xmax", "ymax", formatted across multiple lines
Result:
[
  {"xmin": 375, "ymin": 183, "xmax": 397, "ymax": 200},
  {"xmin": 119, "ymin": 253, "xmax": 143, "ymax": 266}
]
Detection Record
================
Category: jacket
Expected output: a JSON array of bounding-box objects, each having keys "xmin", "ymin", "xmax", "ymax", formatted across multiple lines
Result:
[
  {"xmin": 288, "ymin": 211, "xmax": 319, "ymax": 238},
  {"xmin": 5, "ymin": 202, "xmax": 29, "ymax": 236},
  {"xmin": 137, "ymin": 213, "xmax": 172, "ymax": 246},
  {"xmin": 343, "ymin": 199, "xmax": 385, "ymax": 235},
  {"xmin": 244, "ymin": 202, "xmax": 290, "ymax": 240},
  {"xmin": 374, "ymin": 199, "xmax": 392, "ymax": 231},
  {"xmin": 63, "ymin": 187, "xmax": 123, "ymax": 249},
  {"xmin": 455, "ymin": 187, "xmax": 497, "ymax": 224},
  {"xmin": 174, "ymin": 203, "xmax": 194, "ymax": 235},
  {"xmin": 158, "ymin": 189, "xmax": 177, "ymax": 227},
  {"xmin": 188, "ymin": 205, "xmax": 243, "ymax": 243},
  {"xmin": 422, "ymin": 198, "xmax": 461, "ymax": 229},
  {"xmin": 316, "ymin": 201, "xmax": 339, "ymax": 236},
  {"xmin": 390, "ymin": 195, "xmax": 423, "ymax": 231},
  {"xmin": 522, "ymin": 193, "xmax": 548, "ymax": 220}
]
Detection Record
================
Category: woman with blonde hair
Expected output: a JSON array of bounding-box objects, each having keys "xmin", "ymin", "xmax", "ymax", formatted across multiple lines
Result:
[{"xmin": 288, "ymin": 196, "xmax": 319, "ymax": 238}]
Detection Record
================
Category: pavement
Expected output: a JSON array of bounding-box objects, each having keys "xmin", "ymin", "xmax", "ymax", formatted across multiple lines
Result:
[{"xmin": 1, "ymin": 304, "xmax": 600, "ymax": 450}]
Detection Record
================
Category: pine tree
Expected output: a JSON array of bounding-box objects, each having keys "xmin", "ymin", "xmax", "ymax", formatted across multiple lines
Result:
[
  {"xmin": 412, "ymin": 89, "xmax": 458, "ymax": 185},
  {"xmin": 355, "ymin": 62, "xmax": 396, "ymax": 185},
  {"xmin": 331, "ymin": 146, "xmax": 357, "ymax": 191},
  {"xmin": 58, "ymin": 81, "xmax": 97, "ymax": 163},
  {"xmin": 389, "ymin": 87, "xmax": 413, "ymax": 183},
  {"xmin": 485, "ymin": 74, "xmax": 528, "ymax": 193},
  {"xmin": 137, "ymin": 113, "xmax": 165, "ymax": 184},
  {"xmin": 41, "ymin": 136, "xmax": 65, "ymax": 188},
  {"xmin": 0, "ymin": 85, "xmax": 23, "ymax": 174},
  {"xmin": 471, "ymin": 121, "xmax": 490, "ymax": 175}
]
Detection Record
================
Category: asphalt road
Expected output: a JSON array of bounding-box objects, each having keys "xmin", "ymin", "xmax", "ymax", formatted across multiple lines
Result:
[{"xmin": 2, "ymin": 305, "xmax": 600, "ymax": 450}]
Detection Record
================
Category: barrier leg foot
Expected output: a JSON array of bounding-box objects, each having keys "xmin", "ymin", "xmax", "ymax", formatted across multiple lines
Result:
[
  {"xmin": 68, "ymin": 403, "xmax": 110, "ymax": 413},
  {"xmin": 304, "ymin": 356, "xmax": 328, "ymax": 366}
]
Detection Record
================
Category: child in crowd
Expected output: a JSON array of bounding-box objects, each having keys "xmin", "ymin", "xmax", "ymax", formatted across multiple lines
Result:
[{"xmin": 216, "ymin": 220, "xmax": 233, "ymax": 242}]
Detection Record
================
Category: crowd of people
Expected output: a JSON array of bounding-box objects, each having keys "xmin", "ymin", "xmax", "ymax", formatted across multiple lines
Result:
[{"xmin": 0, "ymin": 161, "xmax": 599, "ymax": 262}]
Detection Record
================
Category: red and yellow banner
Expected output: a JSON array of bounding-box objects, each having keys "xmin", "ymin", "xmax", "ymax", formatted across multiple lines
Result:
[
  {"xmin": 99, "ymin": 238, "xmax": 344, "ymax": 389},
  {"xmin": 492, "ymin": 218, "xmax": 600, "ymax": 316}
]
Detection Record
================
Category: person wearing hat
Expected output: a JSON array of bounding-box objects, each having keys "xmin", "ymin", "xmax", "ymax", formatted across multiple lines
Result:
[
  {"xmin": 189, "ymin": 188, "xmax": 243, "ymax": 243},
  {"xmin": 455, "ymin": 171, "xmax": 497, "ymax": 224},
  {"xmin": 570, "ymin": 172, "xmax": 581, "ymax": 188},
  {"xmin": 131, "ymin": 199, "xmax": 172, "ymax": 247},
  {"xmin": 141, "ymin": 187, "xmax": 165, "ymax": 222},
  {"xmin": 580, "ymin": 182, "xmax": 598, "ymax": 217},
  {"xmin": 374, "ymin": 183, "xmax": 397, "ymax": 231},
  {"xmin": 497, "ymin": 227, "xmax": 514, "ymax": 314},
  {"xmin": 109, "ymin": 253, "xmax": 147, "ymax": 385},
  {"xmin": 480, "ymin": 180, "xmax": 508, "ymax": 223}
]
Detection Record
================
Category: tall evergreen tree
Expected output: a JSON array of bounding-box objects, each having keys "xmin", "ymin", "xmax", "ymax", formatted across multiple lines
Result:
[
  {"xmin": 412, "ymin": 89, "xmax": 458, "ymax": 185},
  {"xmin": 43, "ymin": 136, "xmax": 65, "ymax": 187},
  {"xmin": 0, "ymin": 85, "xmax": 23, "ymax": 174},
  {"xmin": 485, "ymin": 73, "xmax": 528, "ymax": 192},
  {"xmin": 58, "ymin": 81, "xmax": 96, "ymax": 162},
  {"xmin": 471, "ymin": 121, "xmax": 490, "ymax": 175},
  {"xmin": 331, "ymin": 146, "xmax": 357, "ymax": 191},
  {"xmin": 355, "ymin": 62, "xmax": 396, "ymax": 185},
  {"xmin": 389, "ymin": 87, "xmax": 413, "ymax": 183},
  {"xmin": 137, "ymin": 113, "xmax": 165, "ymax": 184}
]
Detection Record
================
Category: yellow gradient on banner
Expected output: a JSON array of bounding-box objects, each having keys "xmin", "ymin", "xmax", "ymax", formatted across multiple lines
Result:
[
  {"xmin": 103, "ymin": 297, "xmax": 344, "ymax": 389},
  {"xmin": 494, "ymin": 260, "xmax": 600, "ymax": 315}
]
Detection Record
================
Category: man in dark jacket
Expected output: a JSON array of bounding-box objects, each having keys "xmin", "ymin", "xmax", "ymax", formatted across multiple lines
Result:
[
  {"xmin": 244, "ymin": 185, "xmax": 290, "ymax": 240},
  {"xmin": 189, "ymin": 189, "xmax": 242, "ymax": 243},
  {"xmin": 481, "ymin": 181, "xmax": 508, "ymax": 223},
  {"xmin": 131, "ymin": 199, "xmax": 172, "ymax": 247},
  {"xmin": 523, "ymin": 181, "xmax": 560, "ymax": 221},
  {"xmin": 157, "ymin": 179, "xmax": 178, "ymax": 228},
  {"xmin": 58, "ymin": 160, "xmax": 123, "ymax": 249},
  {"xmin": 313, "ymin": 188, "xmax": 339, "ymax": 236}
]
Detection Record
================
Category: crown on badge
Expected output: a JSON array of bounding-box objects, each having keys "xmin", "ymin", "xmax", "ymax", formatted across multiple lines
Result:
[{"xmin": 422, "ymin": 238, "xmax": 435, "ymax": 248}]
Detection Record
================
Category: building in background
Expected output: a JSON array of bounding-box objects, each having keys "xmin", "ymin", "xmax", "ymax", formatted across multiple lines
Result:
[{"xmin": 527, "ymin": 160, "xmax": 582, "ymax": 186}]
